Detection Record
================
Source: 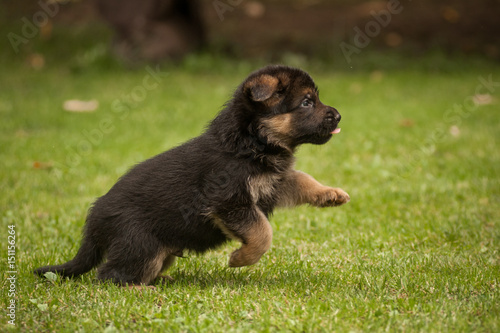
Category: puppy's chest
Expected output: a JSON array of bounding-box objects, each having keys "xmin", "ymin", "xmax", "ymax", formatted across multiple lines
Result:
[{"xmin": 247, "ymin": 173, "xmax": 283, "ymax": 204}]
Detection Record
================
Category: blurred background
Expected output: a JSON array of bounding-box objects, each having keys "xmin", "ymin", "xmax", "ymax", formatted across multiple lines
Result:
[{"xmin": 2, "ymin": 0, "xmax": 499, "ymax": 67}]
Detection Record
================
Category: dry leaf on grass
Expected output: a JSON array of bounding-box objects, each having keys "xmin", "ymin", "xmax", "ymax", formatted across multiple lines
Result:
[
  {"xmin": 244, "ymin": 1, "xmax": 266, "ymax": 18},
  {"xmin": 449, "ymin": 125, "xmax": 460, "ymax": 137},
  {"xmin": 33, "ymin": 161, "xmax": 53, "ymax": 170},
  {"xmin": 473, "ymin": 94, "xmax": 494, "ymax": 105},
  {"xmin": 63, "ymin": 99, "xmax": 99, "ymax": 112},
  {"xmin": 399, "ymin": 119, "xmax": 415, "ymax": 128}
]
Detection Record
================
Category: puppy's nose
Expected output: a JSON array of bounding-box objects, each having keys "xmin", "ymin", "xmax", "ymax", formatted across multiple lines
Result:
[{"xmin": 328, "ymin": 107, "xmax": 341, "ymax": 122}]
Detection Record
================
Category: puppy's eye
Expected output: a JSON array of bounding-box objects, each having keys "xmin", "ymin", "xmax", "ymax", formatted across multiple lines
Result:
[{"xmin": 301, "ymin": 99, "xmax": 313, "ymax": 108}]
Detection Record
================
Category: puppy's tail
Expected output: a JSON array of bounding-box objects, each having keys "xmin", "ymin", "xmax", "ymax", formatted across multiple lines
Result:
[
  {"xmin": 34, "ymin": 209, "xmax": 106, "ymax": 279},
  {"xmin": 34, "ymin": 236, "xmax": 104, "ymax": 278}
]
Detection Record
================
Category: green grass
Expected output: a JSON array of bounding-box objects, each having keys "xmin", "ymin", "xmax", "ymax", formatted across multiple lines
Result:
[{"xmin": 1, "ymin": 23, "xmax": 499, "ymax": 332}]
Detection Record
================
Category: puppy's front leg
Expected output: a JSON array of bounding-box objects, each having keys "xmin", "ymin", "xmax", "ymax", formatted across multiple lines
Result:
[
  {"xmin": 229, "ymin": 210, "xmax": 273, "ymax": 267},
  {"xmin": 214, "ymin": 209, "xmax": 273, "ymax": 267},
  {"xmin": 279, "ymin": 170, "xmax": 350, "ymax": 208}
]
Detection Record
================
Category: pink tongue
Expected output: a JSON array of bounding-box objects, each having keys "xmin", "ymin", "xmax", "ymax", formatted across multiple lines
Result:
[{"xmin": 331, "ymin": 128, "xmax": 341, "ymax": 134}]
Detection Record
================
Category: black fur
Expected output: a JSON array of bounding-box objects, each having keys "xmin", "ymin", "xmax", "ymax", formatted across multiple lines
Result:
[{"xmin": 34, "ymin": 65, "xmax": 346, "ymax": 285}]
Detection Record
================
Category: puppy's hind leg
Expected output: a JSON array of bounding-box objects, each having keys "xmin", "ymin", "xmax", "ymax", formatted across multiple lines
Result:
[
  {"xmin": 97, "ymin": 234, "xmax": 168, "ymax": 286},
  {"xmin": 156, "ymin": 254, "xmax": 177, "ymax": 283}
]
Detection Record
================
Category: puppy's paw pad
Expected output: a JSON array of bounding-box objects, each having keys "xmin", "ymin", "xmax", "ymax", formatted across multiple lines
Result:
[
  {"xmin": 228, "ymin": 249, "xmax": 244, "ymax": 267},
  {"xmin": 156, "ymin": 275, "xmax": 175, "ymax": 284},
  {"xmin": 333, "ymin": 188, "xmax": 350, "ymax": 206},
  {"xmin": 315, "ymin": 188, "xmax": 350, "ymax": 207},
  {"xmin": 229, "ymin": 249, "xmax": 262, "ymax": 267}
]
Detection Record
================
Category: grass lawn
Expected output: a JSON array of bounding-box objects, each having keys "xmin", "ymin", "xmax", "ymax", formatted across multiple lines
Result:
[{"xmin": 1, "ymin": 25, "xmax": 499, "ymax": 332}]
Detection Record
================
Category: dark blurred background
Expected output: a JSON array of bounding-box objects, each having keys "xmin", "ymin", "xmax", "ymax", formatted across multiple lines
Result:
[{"xmin": 2, "ymin": 0, "xmax": 499, "ymax": 64}]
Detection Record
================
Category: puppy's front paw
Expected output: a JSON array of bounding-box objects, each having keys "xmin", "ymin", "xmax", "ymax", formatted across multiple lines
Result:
[
  {"xmin": 228, "ymin": 249, "xmax": 245, "ymax": 267},
  {"xmin": 228, "ymin": 248, "xmax": 262, "ymax": 267},
  {"xmin": 313, "ymin": 187, "xmax": 350, "ymax": 207}
]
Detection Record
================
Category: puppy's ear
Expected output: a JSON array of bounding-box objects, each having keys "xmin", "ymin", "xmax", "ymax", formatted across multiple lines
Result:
[{"xmin": 244, "ymin": 74, "xmax": 279, "ymax": 102}]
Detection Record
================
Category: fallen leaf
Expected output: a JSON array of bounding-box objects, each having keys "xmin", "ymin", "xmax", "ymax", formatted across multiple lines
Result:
[
  {"xmin": 44, "ymin": 272, "xmax": 58, "ymax": 284},
  {"xmin": 63, "ymin": 99, "xmax": 99, "ymax": 112},
  {"xmin": 473, "ymin": 94, "xmax": 494, "ymax": 105},
  {"xmin": 385, "ymin": 32, "xmax": 403, "ymax": 47},
  {"xmin": 399, "ymin": 119, "xmax": 415, "ymax": 128},
  {"xmin": 33, "ymin": 161, "xmax": 53, "ymax": 169},
  {"xmin": 36, "ymin": 211, "xmax": 49, "ymax": 219},
  {"xmin": 37, "ymin": 303, "xmax": 48, "ymax": 311},
  {"xmin": 28, "ymin": 53, "xmax": 45, "ymax": 70},
  {"xmin": 244, "ymin": 1, "xmax": 266, "ymax": 19},
  {"xmin": 40, "ymin": 20, "xmax": 53, "ymax": 40},
  {"xmin": 349, "ymin": 83, "xmax": 363, "ymax": 94},
  {"xmin": 449, "ymin": 125, "xmax": 460, "ymax": 137},
  {"xmin": 442, "ymin": 6, "xmax": 460, "ymax": 23}
]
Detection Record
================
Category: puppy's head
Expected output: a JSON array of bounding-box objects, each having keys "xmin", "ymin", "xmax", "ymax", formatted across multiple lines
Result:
[{"xmin": 242, "ymin": 65, "xmax": 341, "ymax": 150}]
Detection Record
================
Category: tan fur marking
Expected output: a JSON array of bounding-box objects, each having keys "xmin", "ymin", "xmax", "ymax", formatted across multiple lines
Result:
[
  {"xmin": 245, "ymin": 74, "xmax": 279, "ymax": 101},
  {"xmin": 154, "ymin": 255, "xmax": 177, "ymax": 284},
  {"xmin": 259, "ymin": 113, "xmax": 294, "ymax": 149},
  {"xmin": 258, "ymin": 74, "xmax": 279, "ymax": 88},
  {"xmin": 212, "ymin": 216, "xmax": 243, "ymax": 242},
  {"xmin": 277, "ymin": 170, "xmax": 350, "ymax": 207},
  {"xmin": 141, "ymin": 248, "xmax": 169, "ymax": 284},
  {"xmin": 161, "ymin": 254, "xmax": 176, "ymax": 272},
  {"xmin": 247, "ymin": 173, "xmax": 281, "ymax": 204},
  {"xmin": 291, "ymin": 170, "xmax": 324, "ymax": 205},
  {"xmin": 300, "ymin": 88, "xmax": 316, "ymax": 97},
  {"xmin": 265, "ymin": 72, "xmax": 289, "ymax": 107},
  {"xmin": 228, "ymin": 210, "xmax": 273, "ymax": 267},
  {"xmin": 276, "ymin": 72, "xmax": 290, "ymax": 87},
  {"xmin": 264, "ymin": 95, "xmax": 283, "ymax": 107}
]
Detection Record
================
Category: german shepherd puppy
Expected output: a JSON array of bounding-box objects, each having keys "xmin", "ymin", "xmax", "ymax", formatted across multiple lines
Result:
[{"xmin": 34, "ymin": 65, "xmax": 350, "ymax": 286}]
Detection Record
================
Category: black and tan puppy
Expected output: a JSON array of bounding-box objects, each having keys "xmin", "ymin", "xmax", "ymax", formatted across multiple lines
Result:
[{"xmin": 35, "ymin": 65, "xmax": 350, "ymax": 286}]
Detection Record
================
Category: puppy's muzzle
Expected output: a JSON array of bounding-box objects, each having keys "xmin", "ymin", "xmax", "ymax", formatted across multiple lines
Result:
[
  {"xmin": 325, "ymin": 107, "xmax": 341, "ymax": 133},
  {"xmin": 325, "ymin": 107, "xmax": 341, "ymax": 123}
]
